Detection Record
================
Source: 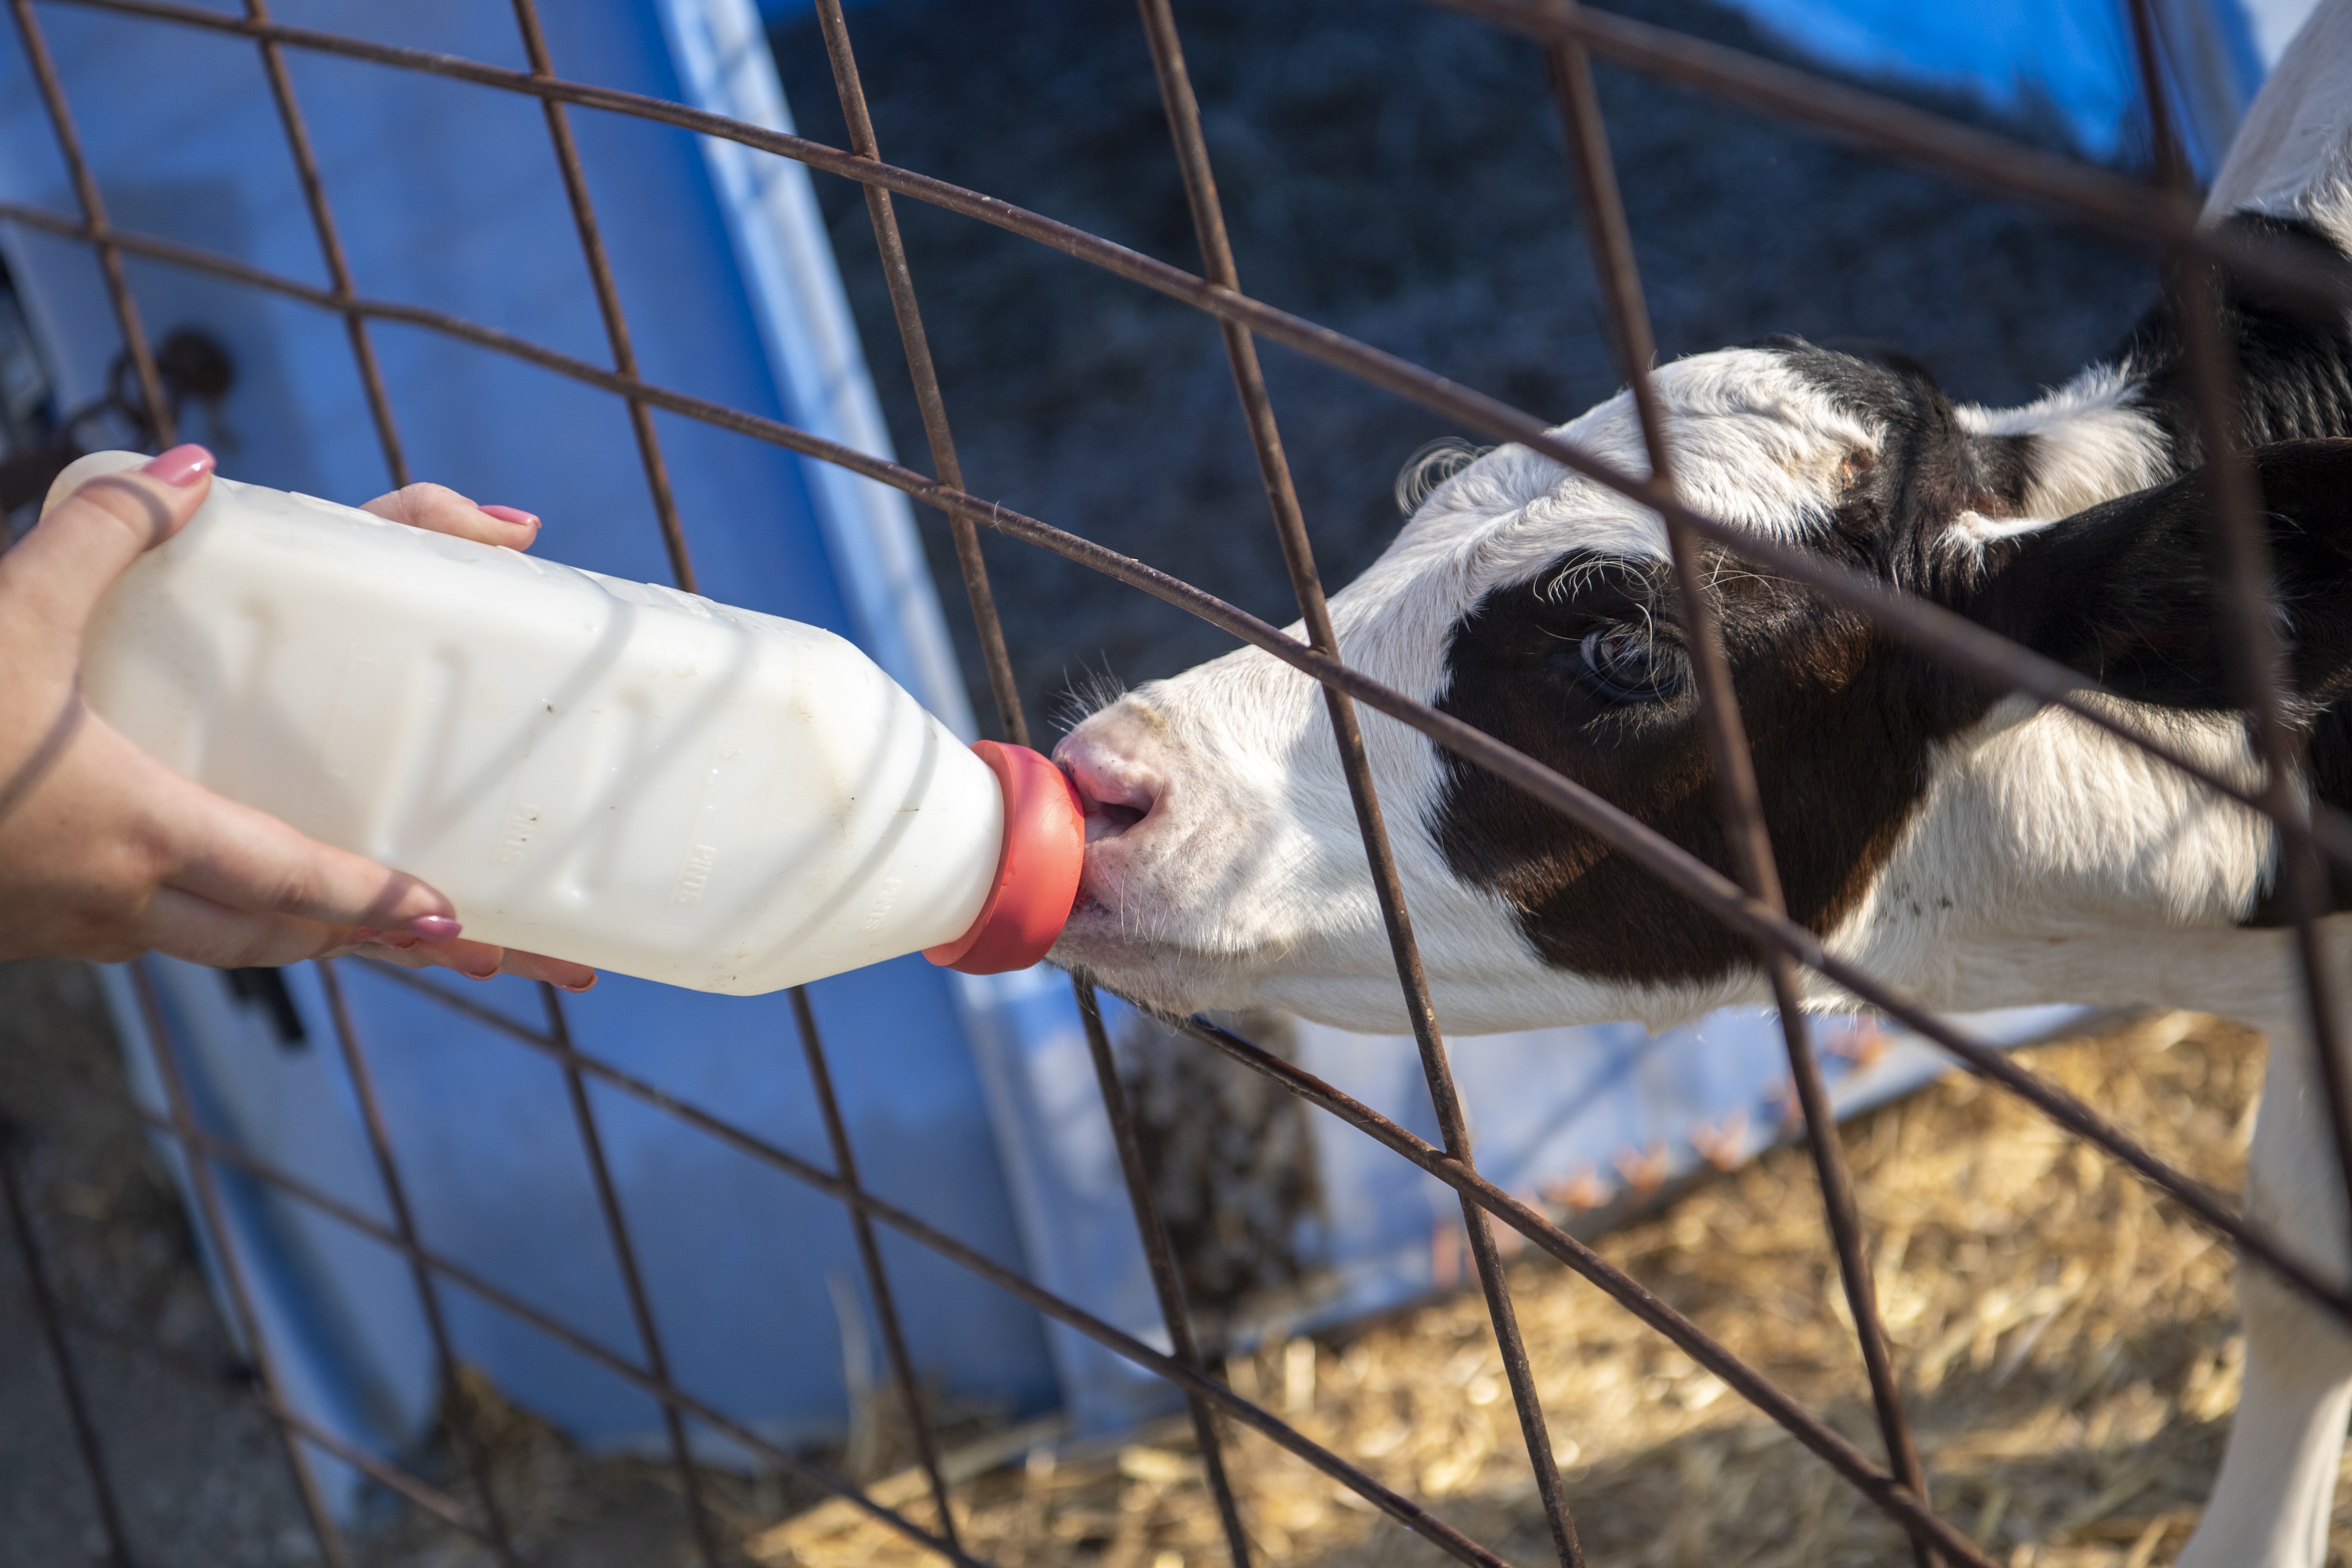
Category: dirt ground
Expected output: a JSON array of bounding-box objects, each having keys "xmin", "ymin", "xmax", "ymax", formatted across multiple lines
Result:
[{"xmin": 2, "ymin": 961, "xmax": 2322, "ymax": 1567}]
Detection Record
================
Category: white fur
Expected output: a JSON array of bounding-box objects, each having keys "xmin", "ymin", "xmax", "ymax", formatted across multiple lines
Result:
[
  {"xmin": 1955, "ymin": 361, "xmax": 2174, "ymax": 517},
  {"xmin": 1944, "ymin": 363, "xmax": 2178, "ymax": 552},
  {"xmin": 1052, "ymin": 12, "xmax": 2352, "ymax": 1562}
]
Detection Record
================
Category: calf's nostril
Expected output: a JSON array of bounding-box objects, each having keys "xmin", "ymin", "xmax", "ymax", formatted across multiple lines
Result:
[
  {"xmin": 1085, "ymin": 798, "xmax": 1147, "ymax": 844},
  {"xmin": 1056, "ymin": 746, "xmax": 1160, "ymax": 843}
]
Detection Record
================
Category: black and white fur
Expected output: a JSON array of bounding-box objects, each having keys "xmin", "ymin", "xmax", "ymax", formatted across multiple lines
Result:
[{"xmin": 1052, "ymin": 5, "xmax": 2352, "ymax": 1561}]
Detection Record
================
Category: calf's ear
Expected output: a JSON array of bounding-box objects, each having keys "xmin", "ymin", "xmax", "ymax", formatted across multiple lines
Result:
[{"xmin": 1969, "ymin": 439, "xmax": 2352, "ymax": 711}]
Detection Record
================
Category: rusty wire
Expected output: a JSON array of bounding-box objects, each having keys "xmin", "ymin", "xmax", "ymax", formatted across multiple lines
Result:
[
  {"xmin": 1130, "ymin": 2, "xmax": 1583, "ymax": 1562},
  {"xmin": 1074, "ymin": 975, "xmax": 1259, "ymax": 1567},
  {"xmin": 0, "ymin": 1125, "xmax": 135, "ymax": 1567},
  {"xmin": 315, "ymin": 961, "xmax": 524, "ymax": 1567},
  {"xmin": 4, "ymin": 1, "xmax": 2348, "ymax": 1564},
  {"xmin": 791, "ymin": 985, "xmax": 967, "ymax": 1552},
  {"xmin": 125, "ymin": 961, "xmax": 358, "ymax": 1568},
  {"xmin": 542, "ymin": 981, "xmax": 727, "ymax": 1567},
  {"xmin": 2120, "ymin": 0, "xmax": 2352, "ymax": 1285},
  {"xmin": 0, "ymin": 1239, "xmax": 500, "ymax": 1544},
  {"xmin": 509, "ymin": 0, "xmax": 698, "ymax": 594},
  {"xmin": 240, "ymin": 0, "xmax": 407, "ymax": 489},
  {"xmin": 1538, "ymin": 25, "xmax": 1935, "ymax": 1565},
  {"xmin": 5, "ymin": 0, "xmax": 169, "ymax": 443}
]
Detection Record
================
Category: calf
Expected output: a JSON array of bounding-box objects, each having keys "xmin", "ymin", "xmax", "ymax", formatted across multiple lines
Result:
[{"xmin": 1051, "ymin": 6, "xmax": 2352, "ymax": 1563}]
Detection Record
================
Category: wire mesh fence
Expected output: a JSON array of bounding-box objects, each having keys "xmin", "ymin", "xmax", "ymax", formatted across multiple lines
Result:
[{"xmin": 4, "ymin": 1, "xmax": 2351, "ymax": 1564}]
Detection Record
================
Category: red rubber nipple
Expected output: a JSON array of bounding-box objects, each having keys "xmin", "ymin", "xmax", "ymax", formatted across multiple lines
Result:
[{"xmin": 923, "ymin": 740, "xmax": 1085, "ymax": 975}]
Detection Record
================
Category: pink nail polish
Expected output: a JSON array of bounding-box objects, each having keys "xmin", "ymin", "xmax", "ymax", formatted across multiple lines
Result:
[
  {"xmin": 406, "ymin": 914, "xmax": 462, "ymax": 942},
  {"xmin": 479, "ymin": 504, "xmax": 539, "ymax": 527},
  {"xmin": 141, "ymin": 443, "xmax": 215, "ymax": 487}
]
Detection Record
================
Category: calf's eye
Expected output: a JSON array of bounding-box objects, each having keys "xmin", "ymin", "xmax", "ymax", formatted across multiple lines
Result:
[{"xmin": 1575, "ymin": 626, "xmax": 1688, "ymax": 704}]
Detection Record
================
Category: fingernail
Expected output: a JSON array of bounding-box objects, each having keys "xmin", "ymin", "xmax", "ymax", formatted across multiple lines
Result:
[
  {"xmin": 479, "ymin": 504, "xmax": 539, "ymax": 527},
  {"xmin": 406, "ymin": 915, "xmax": 462, "ymax": 941},
  {"xmin": 141, "ymin": 443, "xmax": 215, "ymax": 486},
  {"xmin": 464, "ymin": 964, "xmax": 500, "ymax": 981},
  {"xmin": 561, "ymin": 976, "xmax": 598, "ymax": 993}
]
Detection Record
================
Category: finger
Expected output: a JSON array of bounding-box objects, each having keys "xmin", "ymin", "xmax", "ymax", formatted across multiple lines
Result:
[
  {"xmin": 327, "ymin": 936, "xmax": 438, "ymax": 970},
  {"xmin": 409, "ymin": 934, "xmax": 502, "ymax": 981},
  {"xmin": 479, "ymin": 946, "xmax": 597, "ymax": 991},
  {"xmin": 139, "ymin": 885, "xmax": 339, "ymax": 969},
  {"xmin": 409, "ymin": 934, "xmax": 596, "ymax": 991},
  {"xmin": 331, "ymin": 932, "xmax": 596, "ymax": 991},
  {"xmin": 152, "ymin": 775, "xmax": 455, "ymax": 932},
  {"xmin": 362, "ymin": 483, "xmax": 541, "ymax": 551},
  {"xmin": 2, "ymin": 446, "xmax": 215, "ymax": 662}
]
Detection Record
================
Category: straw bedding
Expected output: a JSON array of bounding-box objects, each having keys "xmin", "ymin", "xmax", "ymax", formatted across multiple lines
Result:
[
  {"xmin": 715, "ymin": 1009, "xmax": 2323, "ymax": 1568},
  {"xmin": 5, "ymin": 965, "xmax": 2312, "ymax": 1565}
]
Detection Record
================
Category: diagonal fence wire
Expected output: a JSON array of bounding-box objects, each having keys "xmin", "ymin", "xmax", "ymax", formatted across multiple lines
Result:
[
  {"xmin": 4, "ymin": 179, "xmax": 2336, "ymax": 1322},
  {"xmin": 315, "ymin": 961, "xmax": 524, "ymax": 1567},
  {"xmin": 0, "ymin": 1123, "xmax": 138, "ymax": 1568},
  {"xmin": 12, "ymin": 5, "xmax": 2351, "ymax": 878},
  {"xmin": 241, "ymin": 0, "xmax": 408, "ymax": 490},
  {"xmin": 1130, "ymin": 2, "xmax": 1583, "ymax": 1562},
  {"xmin": 808, "ymin": 0, "xmax": 1027, "ymax": 748},
  {"xmin": 72, "ymin": 992, "xmax": 998, "ymax": 1566},
  {"xmin": 801, "ymin": 8, "xmax": 1261, "ymax": 1561},
  {"xmin": 351, "ymin": 959, "xmax": 1999, "ymax": 1567},
  {"xmin": 803, "ymin": 5, "xmax": 1264, "ymax": 1558},
  {"xmin": 541, "ymin": 984, "xmax": 726, "ymax": 1568},
  {"xmin": 510, "ymin": 0, "xmax": 697, "ymax": 594},
  {"xmin": 5, "ymin": 0, "xmax": 2347, "ymax": 1563},
  {"xmin": 126, "ymin": 964, "xmax": 358, "ymax": 1568},
  {"xmin": 0, "ymin": 1233, "xmax": 502, "ymax": 1545},
  {"xmin": 5, "ymin": 180, "xmax": 2341, "ymax": 1553},
  {"xmin": 1539, "ymin": 25, "xmax": 1936, "ymax": 1564},
  {"xmin": 790, "ymin": 985, "xmax": 966, "ymax": 1554},
  {"xmin": 13, "ymin": 1, "xmax": 2352, "ymax": 866},
  {"xmin": 508, "ymin": 6, "xmax": 727, "ymax": 1560},
  {"xmin": 2120, "ymin": 0, "xmax": 2352, "ymax": 1292},
  {"xmin": 110, "ymin": 962, "xmax": 1533, "ymax": 1568},
  {"xmin": 6, "ymin": 0, "xmax": 169, "ymax": 445},
  {"xmin": 0, "ymin": 1050, "xmax": 498, "ymax": 1551},
  {"xmin": 1073, "ymin": 977, "xmax": 1258, "ymax": 1567}
]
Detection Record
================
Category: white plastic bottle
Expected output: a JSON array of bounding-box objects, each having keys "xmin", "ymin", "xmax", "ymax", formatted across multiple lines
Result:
[{"xmin": 49, "ymin": 451, "xmax": 1083, "ymax": 994}]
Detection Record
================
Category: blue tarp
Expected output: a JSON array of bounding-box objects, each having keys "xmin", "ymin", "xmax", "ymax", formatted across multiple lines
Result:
[
  {"xmin": 1720, "ymin": 0, "xmax": 2306, "ymax": 173},
  {"xmin": 4, "ymin": 0, "xmax": 1060, "ymax": 1504}
]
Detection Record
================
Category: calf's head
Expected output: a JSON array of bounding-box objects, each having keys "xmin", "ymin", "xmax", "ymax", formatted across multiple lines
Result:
[{"xmin": 1051, "ymin": 342, "xmax": 2352, "ymax": 1034}]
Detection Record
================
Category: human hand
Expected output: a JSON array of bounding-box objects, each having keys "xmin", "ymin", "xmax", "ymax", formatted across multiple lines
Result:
[{"xmin": 0, "ymin": 445, "xmax": 596, "ymax": 991}]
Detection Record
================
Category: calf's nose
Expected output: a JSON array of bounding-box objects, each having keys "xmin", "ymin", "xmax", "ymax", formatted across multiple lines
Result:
[{"xmin": 1054, "ymin": 730, "xmax": 1163, "ymax": 844}]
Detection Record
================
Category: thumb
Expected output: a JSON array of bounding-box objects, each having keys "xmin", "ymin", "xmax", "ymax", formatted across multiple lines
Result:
[{"xmin": 1, "ymin": 446, "xmax": 216, "ymax": 662}]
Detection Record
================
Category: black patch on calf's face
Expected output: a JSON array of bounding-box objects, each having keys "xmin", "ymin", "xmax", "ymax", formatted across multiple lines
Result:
[
  {"xmin": 1426, "ymin": 346, "xmax": 2042, "ymax": 986},
  {"xmin": 1430, "ymin": 551, "xmax": 1993, "ymax": 985}
]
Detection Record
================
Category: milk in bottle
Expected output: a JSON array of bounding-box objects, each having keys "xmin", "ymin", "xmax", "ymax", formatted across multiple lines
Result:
[{"xmin": 48, "ymin": 451, "xmax": 1083, "ymax": 994}]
